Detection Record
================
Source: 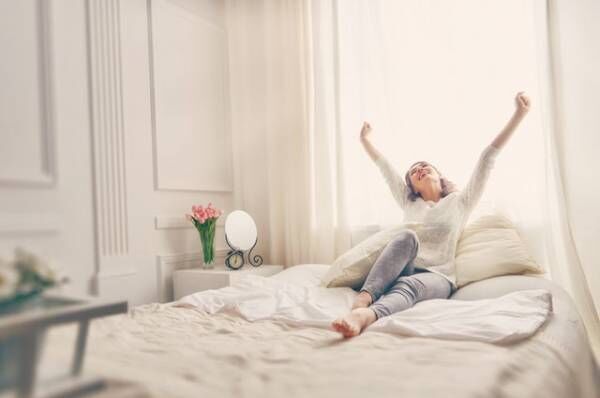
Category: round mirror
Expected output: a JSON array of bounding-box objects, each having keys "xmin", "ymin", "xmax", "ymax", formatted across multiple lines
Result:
[{"xmin": 224, "ymin": 210, "xmax": 258, "ymax": 251}]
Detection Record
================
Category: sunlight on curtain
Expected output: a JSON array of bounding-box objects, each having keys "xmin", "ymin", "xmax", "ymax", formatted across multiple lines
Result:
[
  {"xmin": 535, "ymin": 0, "xmax": 600, "ymax": 358},
  {"xmin": 337, "ymin": 0, "xmax": 547, "ymax": 264}
]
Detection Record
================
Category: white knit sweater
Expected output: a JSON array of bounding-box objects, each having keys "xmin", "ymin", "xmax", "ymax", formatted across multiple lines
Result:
[{"xmin": 373, "ymin": 144, "xmax": 500, "ymax": 288}]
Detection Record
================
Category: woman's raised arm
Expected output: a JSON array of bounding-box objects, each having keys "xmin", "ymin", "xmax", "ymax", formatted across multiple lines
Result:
[
  {"xmin": 491, "ymin": 92, "xmax": 531, "ymax": 149},
  {"xmin": 460, "ymin": 92, "xmax": 531, "ymax": 210},
  {"xmin": 360, "ymin": 122, "xmax": 409, "ymax": 209}
]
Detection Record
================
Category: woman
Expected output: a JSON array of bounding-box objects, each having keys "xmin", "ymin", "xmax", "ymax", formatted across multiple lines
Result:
[{"xmin": 331, "ymin": 91, "xmax": 531, "ymax": 338}]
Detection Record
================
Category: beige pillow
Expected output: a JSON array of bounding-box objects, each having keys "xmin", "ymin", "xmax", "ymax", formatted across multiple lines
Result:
[
  {"xmin": 320, "ymin": 224, "xmax": 411, "ymax": 289},
  {"xmin": 455, "ymin": 214, "xmax": 544, "ymax": 287}
]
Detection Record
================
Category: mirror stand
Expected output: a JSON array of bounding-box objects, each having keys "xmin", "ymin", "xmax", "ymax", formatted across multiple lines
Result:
[{"xmin": 224, "ymin": 233, "xmax": 264, "ymax": 270}]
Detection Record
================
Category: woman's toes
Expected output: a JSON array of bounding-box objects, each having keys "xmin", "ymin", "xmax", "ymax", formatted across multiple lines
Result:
[
  {"xmin": 331, "ymin": 318, "xmax": 345, "ymax": 333},
  {"xmin": 332, "ymin": 317, "xmax": 351, "ymax": 336},
  {"xmin": 341, "ymin": 319, "xmax": 360, "ymax": 337},
  {"xmin": 332, "ymin": 311, "xmax": 370, "ymax": 338}
]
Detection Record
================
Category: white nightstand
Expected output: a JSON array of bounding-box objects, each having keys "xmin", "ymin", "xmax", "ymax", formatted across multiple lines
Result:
[{"xmin": 173, "ymin": 264, "xmax": 284, "ymax": 300}]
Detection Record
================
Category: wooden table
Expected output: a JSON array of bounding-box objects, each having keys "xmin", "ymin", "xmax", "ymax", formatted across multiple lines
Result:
[{"xmin": 0, "ymin": 293, "xmax": 127, "ymax": 398}]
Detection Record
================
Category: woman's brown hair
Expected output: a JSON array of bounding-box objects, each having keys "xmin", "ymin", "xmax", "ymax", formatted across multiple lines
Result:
[{"xmin": 404, "ymin": 161, "xmax": 458, "ymax": 202}]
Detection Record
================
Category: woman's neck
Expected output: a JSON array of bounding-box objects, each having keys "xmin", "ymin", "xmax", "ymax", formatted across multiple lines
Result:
[{"xmin": 419, "ymin": 182, "xmax": 442, "ymax": 203}]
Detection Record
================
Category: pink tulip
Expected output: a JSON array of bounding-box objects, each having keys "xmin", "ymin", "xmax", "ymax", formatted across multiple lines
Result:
[{"xmin": 187, "ymin": 203, "xmax": 223, "ymax": 225}]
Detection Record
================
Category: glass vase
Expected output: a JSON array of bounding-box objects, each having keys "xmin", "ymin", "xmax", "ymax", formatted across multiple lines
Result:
[{"xmin": 197, "ymin": 218, "xmax": 216, "ymax": 269}]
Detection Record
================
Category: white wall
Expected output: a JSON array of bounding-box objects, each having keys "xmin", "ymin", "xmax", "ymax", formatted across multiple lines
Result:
[
  {"xmin": 111, "ymin": 0, "xmax": 238, "ymax": 304},
  {"xmin": 0, "ymin": 0, "xmax": 240, "ymax": 305},
  {"xmin": 553, "ymin": 0, "xmax": 600, "ymax": 311},
  {"xmin": 0, "ymin": 1, "xmax": 96, "ymax": 295}
]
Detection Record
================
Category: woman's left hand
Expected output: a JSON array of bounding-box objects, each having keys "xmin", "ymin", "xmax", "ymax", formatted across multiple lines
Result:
[{"xmin": 515, "ymin": 91, "xmax": 531, "ymax": 116}]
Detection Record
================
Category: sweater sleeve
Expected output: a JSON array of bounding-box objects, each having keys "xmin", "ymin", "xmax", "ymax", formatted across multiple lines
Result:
[
  {"xmin": 459, "ymin": 144, "xmax": 500, "ymax": 211},
  {"xmin": 374, "ymin": 154, "xmax": 409, "ymax": 209}
]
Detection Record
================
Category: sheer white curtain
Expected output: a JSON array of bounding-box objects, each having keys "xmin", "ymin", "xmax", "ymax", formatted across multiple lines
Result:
[
  {"xmin": 534, "ymin": 0, "xmax": 600, "ymax": 358},
  {"xmin": 336, "ymin": 0, "xmax": 546, "ymax": 248},
  {"xmin": 226, "ymin": 0, "xmax": 352, "ymax": 266}
]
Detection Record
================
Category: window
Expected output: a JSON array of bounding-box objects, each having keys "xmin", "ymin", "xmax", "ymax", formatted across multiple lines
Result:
[{"xmin": 336, "ymin": 0, "xmax": 546, "ymax": 239}]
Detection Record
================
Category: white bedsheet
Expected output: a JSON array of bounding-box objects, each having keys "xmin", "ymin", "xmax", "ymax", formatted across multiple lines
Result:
[
  {"xmin": 40, "ymin": 274, "xmax": 598, "ymax": 398},
  {"xmin": 176, "ymin": 274, "xmax": 552, "ymax": 344}
]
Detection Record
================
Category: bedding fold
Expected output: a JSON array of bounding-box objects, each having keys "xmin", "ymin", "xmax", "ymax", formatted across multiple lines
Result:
[{"xmin": 175, "ymin": 274, "xmax": 552, "ymax": 344}]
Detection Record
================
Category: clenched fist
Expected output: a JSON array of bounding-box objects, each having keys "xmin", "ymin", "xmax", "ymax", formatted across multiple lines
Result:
[
  {"xmin": 360, "ymin": 122, "xmax": 372, "ymax": 141},
  {"xmin": 515, "ymin": 91, "xmax": 531, "ymax": 116}
]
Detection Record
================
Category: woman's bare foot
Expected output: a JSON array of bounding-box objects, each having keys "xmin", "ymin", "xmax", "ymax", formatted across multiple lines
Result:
[
  {"xmin": 352, "ymin": 291, "xmax": 374, "ymax": 310},
  {"xmin": 331, "ymin": 308, "xmax": 377, "ymax": 338}
]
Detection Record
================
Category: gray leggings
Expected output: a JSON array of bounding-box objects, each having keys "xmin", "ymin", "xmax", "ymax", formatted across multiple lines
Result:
[{"xmin": 360, "ymin": 229, "xmax": 453, "ymax": 320}]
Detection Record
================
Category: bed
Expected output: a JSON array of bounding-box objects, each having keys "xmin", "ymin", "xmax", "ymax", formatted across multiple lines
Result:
[{"xmin": 41, "ymin": 265, "xmax": 599, "ymax": 398}]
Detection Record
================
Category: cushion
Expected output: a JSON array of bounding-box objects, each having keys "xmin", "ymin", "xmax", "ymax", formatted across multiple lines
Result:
[
  {"xmin": 451, "ymin": 274, "xmax": 554, "ymax": 301},
  {"xmin": 320, "ymin": 224, "xmax": 412, "ymax": 289},
  {"xmin": 455, "ymin": 214, "xmax": 544, "ymax": 287}
]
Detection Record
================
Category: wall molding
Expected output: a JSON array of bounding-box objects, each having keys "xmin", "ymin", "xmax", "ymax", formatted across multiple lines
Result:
[
  {"xmin": 95, "ymin": 268, "xmax": 137, "ymax": 279},
  {"xmin": 93, "ymin": 266, "xmax": 137, "ymax": 301},
  {"xmin": 156, "ymin": 249, "xmax": 229, "ymax": 302},
  {"xmin": 87, "ymin": 0, "xmax": 129, "ymax": 258},
  {"xmin": 0, "ymin": 0, "xmax": 56, "ymax": 188},
  {"xmin": 146, "ymin": 0, "xmax": 233, "ymax": 193}
]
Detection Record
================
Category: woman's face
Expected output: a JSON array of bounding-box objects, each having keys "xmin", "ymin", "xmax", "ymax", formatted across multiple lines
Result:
[{"xmin": 408, "ymin": 162, "xmax": 441, "ymax": 193}]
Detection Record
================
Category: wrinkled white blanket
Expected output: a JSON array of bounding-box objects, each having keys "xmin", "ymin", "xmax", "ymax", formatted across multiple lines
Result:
[{"xmin": 176, "ymin": 274, "xmax": 552, "ymax": 344}]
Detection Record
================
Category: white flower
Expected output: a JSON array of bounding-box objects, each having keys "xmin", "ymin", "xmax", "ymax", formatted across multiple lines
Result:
[
  {"xmin": 14, "ymin": 247, "xmax": 56, "ymax": 283},
  {"xmin": 0, "ymin": 259, "xmax": 19, "ymax": 300},
  {"xmin": 33, "ymin": 260, "xmax": 56, "ymax": 282}
]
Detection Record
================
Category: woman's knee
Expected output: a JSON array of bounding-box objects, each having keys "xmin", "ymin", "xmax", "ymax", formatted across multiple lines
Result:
[
  {"xmin": 412, "ymin": 272, "xmax": 452, "ymax": 300},
  {"xmin": 392, "ymin": 277, "xmax": 421, "ymax": 302},
  {"xmin": 387, "ymin": 229, "xmax": 419, "ymax": 254},
  {"xmin": 370, "ymin": 280, "xmax": 419, "ymax": 317}
]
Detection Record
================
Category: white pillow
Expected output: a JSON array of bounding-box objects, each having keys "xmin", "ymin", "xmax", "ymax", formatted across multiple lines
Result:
[
  {"xmin": 455, "ymin": 214, "xmax": 544, "ymax": 287},
  {"xmin": 320, "ymin": 224, "xmax": 411, "ymax": 289},
  {"xmin": 270, "ymin": 264, "xmax": 330, "ymax": 287}
]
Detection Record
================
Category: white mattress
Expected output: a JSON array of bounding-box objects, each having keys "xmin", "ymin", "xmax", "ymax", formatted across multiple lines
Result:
[
  {"xmin": 41, "ymin": 272, "xmax": 599, "ymax": 398},
  {"xmin": 451, "ymin": 274, "xmax": 600, "ymax": 397}
]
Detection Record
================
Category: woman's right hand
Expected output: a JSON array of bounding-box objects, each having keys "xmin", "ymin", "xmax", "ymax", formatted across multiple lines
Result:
[
  {"xmin": 360, "ymin": 122, "xmax": 372, "ymax": 141},
  {"xmin": 514, "ymin": 91, "xmax": 531, "ymax": 117}
]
